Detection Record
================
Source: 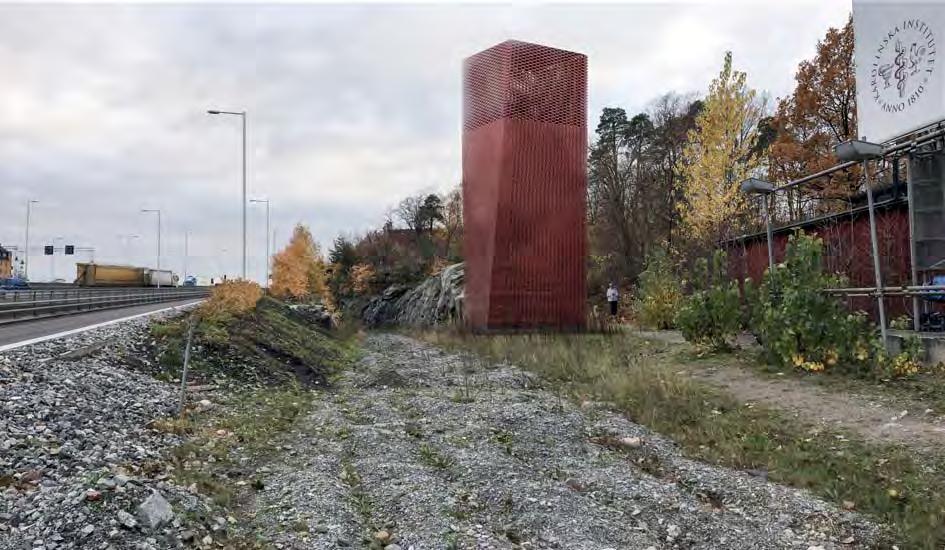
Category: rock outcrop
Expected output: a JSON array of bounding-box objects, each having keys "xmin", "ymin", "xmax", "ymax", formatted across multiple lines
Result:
[
  {"xmin": 288, "ymin": 302, "xmax": 335, "ymax": 329},
  {"xmin": 361, "ymin": 263, "xmax": 464, "ymax": 327}
]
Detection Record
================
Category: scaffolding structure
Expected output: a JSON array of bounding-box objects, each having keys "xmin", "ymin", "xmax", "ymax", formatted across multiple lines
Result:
[{"xmin": 737, "ymin": 122, "xmax": 945, "ymax": 333}]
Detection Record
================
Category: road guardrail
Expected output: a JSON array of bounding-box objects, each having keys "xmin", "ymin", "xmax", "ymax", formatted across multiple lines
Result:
[{"xmin": 0, "ymin": 287, "xmax": 210, "ymax": 325}]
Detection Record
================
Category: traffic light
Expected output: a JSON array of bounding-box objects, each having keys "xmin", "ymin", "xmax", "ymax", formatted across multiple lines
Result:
[
  {"xmin": 44, "ymin": 245, "xmax": 53, "ymax": 255},
  {"xmin": 64, "ymin": 245, "xmax": 74, "ymax": 255}
]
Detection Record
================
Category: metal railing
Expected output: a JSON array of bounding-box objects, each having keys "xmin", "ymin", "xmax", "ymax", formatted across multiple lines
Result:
[{"xmin": 0, "ymin": 287, "xmax": 209, "ymax": 325}]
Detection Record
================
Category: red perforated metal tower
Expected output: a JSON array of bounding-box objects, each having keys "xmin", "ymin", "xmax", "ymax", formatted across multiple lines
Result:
[{"xmin": 462, "ymin": 40, "xmax": 587, "ymax": 330}]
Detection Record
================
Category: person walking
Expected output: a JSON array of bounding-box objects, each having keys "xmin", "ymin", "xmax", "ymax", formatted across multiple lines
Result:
[{"xmin": 606, "ymin": 282, "xmax": 619, "ymax": 317}]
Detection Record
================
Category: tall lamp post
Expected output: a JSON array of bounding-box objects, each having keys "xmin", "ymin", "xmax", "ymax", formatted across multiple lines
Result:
[
  {"xmin": 739, "ymin": 178, "xmax": 777, "ymax": 273},
  {"xmin": 51, "ymin": 236, "xmax": 63, "ymax": 281},
  {"xmin": 835, "ymin": 139, "xmax": 887, "ymax": 344},
  {"xmin": 207, "ymin": 108, "xmax": 247, "ymax": 279},
  {"xmin": 183, "ymin": 229, "xmax": 189, "ymax": 282},
  {"xmin": 250, "ymin": 198, "xmax": 270, "ymax": 287},
  {"xmin": 24, "ymin": 199, "xmax": 39, "ymax": 280},
  {"xmin": 141, "ymin": 208, "xmax": 162, "ymax": 288}
]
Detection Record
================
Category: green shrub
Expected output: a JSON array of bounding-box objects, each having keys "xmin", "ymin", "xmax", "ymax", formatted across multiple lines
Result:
[
  {"xmin": 890, "ymin": 315, "xmax": 912, "ymax": 330},
  {"xmin": 634, "ymin": 248, "xmax": 683, "ymax": 330},
  {"xmin": 676, "ymin": 251, "xmax": 741, "ymax": 352},
  {"xmin": 750, "ymin": 232, "xmax": 921, "ymax": 377}
]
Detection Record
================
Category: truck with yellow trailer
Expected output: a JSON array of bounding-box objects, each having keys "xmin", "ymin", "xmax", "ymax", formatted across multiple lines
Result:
[{"xmin": 74, "ymin": 263, "xmax": 179, "ymax": 287}]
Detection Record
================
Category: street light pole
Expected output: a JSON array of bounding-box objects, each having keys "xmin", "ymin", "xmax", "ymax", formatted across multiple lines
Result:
[
  {"xmin": 835, "ymin": 139, "xmax": 888, "ymax": 345},
  {"xmin": 762, "ymin": 195, "xmax": 774, "ymax": 272},
  {"xmin": 51, "ymin": 236, "xmax": 63, "ymax": 282},
  {"xmin": 207, "ymin": 109, "xmax": 247, "ymax": 279},
  {"xmin": 863, "ymin": 160, "xmax": 888, "ymax": 343},
  {"xmin": 242, "ymin": 112, "xmax": 246, "ymax": 281},
  {"xmin": 24, "ymin": 199, "xmax": 38, "ymax": 280},
  {"xmin": 250, "ymin": 198, "xmax": 270, "ymax": 287},
  {"xmin": 141, "ymin": 208, "xmax": 162, "ymax": 288},
  {"xmin": 739, "ymin": 178, "xmax": 777, "ymax": 273},
  {"xmin": 183, "ymin": 229, "xmax": 189, "ymax": 281}
]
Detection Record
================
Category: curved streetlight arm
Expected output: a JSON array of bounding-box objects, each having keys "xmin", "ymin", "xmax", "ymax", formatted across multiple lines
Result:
[{"xmin": 206, "ymin": 107, "xmax": 248, "ymax": 279}]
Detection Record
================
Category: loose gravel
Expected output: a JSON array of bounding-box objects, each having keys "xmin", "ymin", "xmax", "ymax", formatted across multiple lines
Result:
[
  {"xmin": 0, "ymin": 317, "xmax": 886, "ymax": 550},
  {"xmin": 0, "ymin": 306, "xmax": 231, "ymax": 550},
  {"xmin": 252, "ymin": 333, "xmax": 882, "ymax": 550}
]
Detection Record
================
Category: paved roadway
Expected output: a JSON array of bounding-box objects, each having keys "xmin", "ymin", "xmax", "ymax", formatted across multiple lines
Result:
[{"xmin": 0, "ymin": 298, "xmax": 202, "ymax": 349}]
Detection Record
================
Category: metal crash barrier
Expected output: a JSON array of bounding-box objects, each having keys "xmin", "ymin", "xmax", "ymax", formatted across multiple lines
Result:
[{"xmin": 0, "ymin": 287, "xmax": 209, "ymax": 325}]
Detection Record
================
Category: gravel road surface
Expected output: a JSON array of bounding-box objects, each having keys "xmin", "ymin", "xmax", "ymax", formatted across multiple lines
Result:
[{"xmin": 252, "ymin": 333, "xmax": 881, "ymax": 550}]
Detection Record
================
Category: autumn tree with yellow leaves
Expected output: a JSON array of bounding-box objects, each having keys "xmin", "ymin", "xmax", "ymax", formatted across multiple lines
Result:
[
  {"xmin": 678, "ymin": 52, "xmax": 766, "ymax": 246},
  {"xmin": 270, "ymin": 223, "xmax": 330, "ymax": 304},
  {"xmin": 349, "ymin": 263, "xmax": 376, "ymax": 294}
]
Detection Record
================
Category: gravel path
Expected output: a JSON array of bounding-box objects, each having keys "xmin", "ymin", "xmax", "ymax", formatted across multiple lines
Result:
[
  {"xmin": 252, "ymin": 333, "xmax": 881, "ymax": 549},
  {"xmin": 634, "ymin": 329, "xmax": 945, "ymax": 453}
]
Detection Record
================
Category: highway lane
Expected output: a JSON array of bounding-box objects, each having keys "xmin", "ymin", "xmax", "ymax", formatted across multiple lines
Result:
[{"xmin": 0, "ymin": 298, "xmax": 202, "ymax": 350}]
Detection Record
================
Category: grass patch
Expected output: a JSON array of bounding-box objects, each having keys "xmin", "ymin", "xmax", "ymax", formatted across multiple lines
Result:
[
  {"xmin": 490, "ymin": 429, "xmax": 515, "ymax": 456},
  {"xmin": 341, "ymin": 457, "xmax": 386, "ymax": 547},
  {"xmin": 423, "ymin": 330, "xmax": 945, "ymax": 548},
  {"xmin": 450, "ymin": 388, "xmax": 475, "ymax": 404},
  {"xmin": 418, "ymin": 442, "xmax": 455, "ymax": 470},
  {"xmin": 166, "ymin": 385, "xmax": 313, "ymax": 508}
]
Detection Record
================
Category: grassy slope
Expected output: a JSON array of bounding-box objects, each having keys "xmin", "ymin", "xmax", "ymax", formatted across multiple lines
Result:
[
  {"xmin": 423, "ymin": 331, "xmax": 945, "ymax": 549},
  {"xmin": 147, "ymin": 296, "xmax": 358, "ymax": 547},
  {"xmin": 151, "ymin": 296, "xmax": 356, "ymax": 387}
]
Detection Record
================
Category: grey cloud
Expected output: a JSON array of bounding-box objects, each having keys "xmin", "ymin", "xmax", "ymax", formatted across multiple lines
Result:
[{"xmin": 0, "ymin": 2, "xmax": 849, "ymax": 283}]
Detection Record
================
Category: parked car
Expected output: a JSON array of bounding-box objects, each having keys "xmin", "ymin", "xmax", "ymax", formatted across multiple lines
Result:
[{"xmin": 0, "ymin": 277, "xmax": 30, "ymax": 290}]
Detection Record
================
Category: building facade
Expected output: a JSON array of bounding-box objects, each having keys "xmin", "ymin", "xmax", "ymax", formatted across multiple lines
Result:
[
  {"xmin": 727, "ymin": 195, "xmax": 911, "ymax": 319},
  {"xmin": 0, "ymin": 245, "xmax": 12, "ymax": 278}
]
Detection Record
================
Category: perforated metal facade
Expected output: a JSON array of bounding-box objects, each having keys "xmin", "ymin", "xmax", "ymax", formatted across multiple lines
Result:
[{"xmin": 462, "ymin": 40, "xmax": 587, "ymax": 330}]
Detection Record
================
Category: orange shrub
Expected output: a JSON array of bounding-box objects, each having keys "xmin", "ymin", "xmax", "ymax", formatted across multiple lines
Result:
[
  {"xmin": 350, "ymin": 263, "xmax": 375, "ymax": 295},
  {"xmin": 200, "ymin": 279, "xmax": 263, "ymax": 322}
]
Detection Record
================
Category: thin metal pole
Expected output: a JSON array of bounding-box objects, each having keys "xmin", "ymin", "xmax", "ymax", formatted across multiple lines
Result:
[
  {"xmin": 24, "ymin": 201, "xmax": 31, "ymax": 280},
  {"xmin": 265, "ymin": 201, "xmax": 270, "ymax": 287},
  {"xmin": 183, "ymin": 230, "xmax": 189, "ymax": 281},
  {"xmin": 906, "ymin": 154, "xmax": 920, "ymax": 331},
  {"xmin": 178, "ymin": 315, "xmax": 197, "ymax": 417},
  {"xmin": 763, "ymin": 195, "xmax": 774, "ymax": 272},
  {"xmin": 51, "ymin": 236, "xmax": 62, "ymax": 282},
  {"xmin": 864, "ymin": 159, "xmax": 888, "ymax": 345},
  {"xmin": 157, "ymin": 210, "xmax": 162, "ymax": 288},
  {"xmin": 241, "ymin": 111, "xmax": 247, "ymax": 280}
]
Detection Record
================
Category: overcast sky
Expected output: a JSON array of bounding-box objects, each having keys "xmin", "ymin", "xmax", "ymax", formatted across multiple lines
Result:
[{"xmin": 0, "ymin": 1, "xmax": 850, "ymax": 283}]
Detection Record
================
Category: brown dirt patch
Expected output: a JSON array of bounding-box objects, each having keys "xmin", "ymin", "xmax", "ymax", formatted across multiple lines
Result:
[{"xmin": 634, "ymin": 330, "xmax": 945, "ymax": 453}]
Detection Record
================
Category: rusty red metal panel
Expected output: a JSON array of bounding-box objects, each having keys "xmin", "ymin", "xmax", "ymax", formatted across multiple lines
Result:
[
  {"xmin": 729, "ymin": 204, "xmax": 918, "ymax": 320},
  {"xmin": 463, "ymin": 40, "xmax": 587, "ymax": 330}
]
